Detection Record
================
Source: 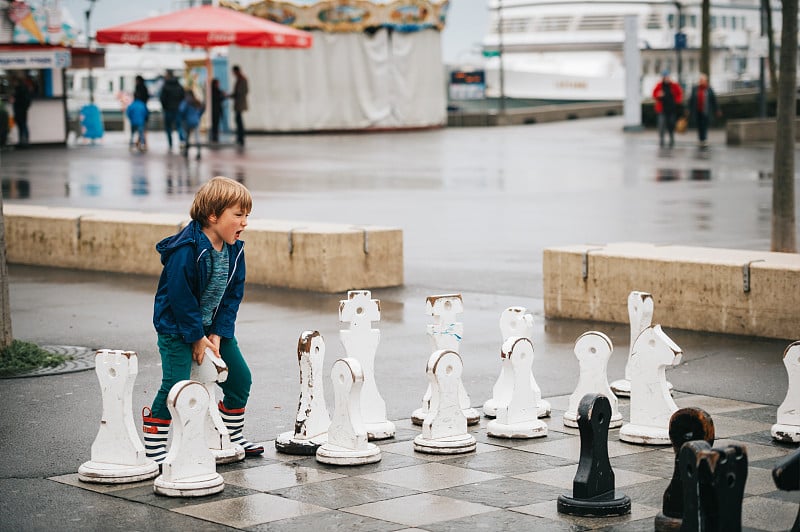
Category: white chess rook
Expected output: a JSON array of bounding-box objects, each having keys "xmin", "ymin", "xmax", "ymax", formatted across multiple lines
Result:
[
  {"xmin": 563, "ymin": 331, "xmax": 623, "ymax": 429},
  {"xmin": 154, "ymin": 380, "xmax": 224, "ymax": 497},
  {"xmin": 339, "ymin": 290, "xmax": 395, "ymax": 440},
  {"xmin": 190, "ymin": 349, "xmax": 245, "ymax": 464},
  {"xmin": 771, "ymin": 341, "xmax": 800, "ymax": 443},
  {"xmin": 619, "ymin": 325, "xmax": 682, "ymax": 445},
  {"xmin": 316, "ymin": 357, "xmax": 381, "ymax": 465},
  {"xmin": 276, "ymin": 330, "xmax": 331, "ymax": 454},
  {"xmin": 78, "ymin": 350, "xmax": 159, "ymax": 483},
  {"xmin": 412, "ymin": 294, "xmax": 480, "ymax": 426},
  {"xmin": 414, "ymin": 349, "xmax": 477, "ymax": 454},
  {"xmin": 487, "ymin": 337, "xmax": 548, "ymax": 439},
  {"xmin": 483, "ymin": 306, "xmax": 551, "ymax": 419}
]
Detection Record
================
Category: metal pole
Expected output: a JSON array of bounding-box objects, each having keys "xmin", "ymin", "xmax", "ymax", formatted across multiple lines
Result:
[
  {"xmin": 758, "ymin": 0, "xmax": 766, "ymax": 117},
  {"xmin": 498, "ymin": 0, "xmax": 505, "ymax": 117},
  {"xmin": 85, "ymin": 0, "xmax": 97, "ymax": 104},
  {"xmin": 675, "ymin": 2, "xmax": 683, "ymax": 87}
]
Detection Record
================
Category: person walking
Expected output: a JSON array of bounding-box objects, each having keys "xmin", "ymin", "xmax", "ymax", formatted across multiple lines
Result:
[
  {"xmin": 159, "ymin": 70, "xmax": 185, "ymax": 152},
  {"xmin": 229, "ymin": 65, "xmax": 249, "ymax": 147},
  {"xmin": 143, "ymin": 176, "xmax": 264, "ymax": 463},
  {"xmin": 178, "ymin": 90, "xmax": 205, "ymax": 160},
  {"xmin": 125, "ymin": 97, "xmax": 149, "ymax": 152},
  {"xmin": 11, "ymin": 75, "xmax": 32, "ymax": 147},
  {"xmin": 688, "ymin": 73, "xmax": 721, "ymax": 148},
  {"xmin": 210, "ymin": 78, "xmax": 224, "ymax": 143},
  {"xmin": 652, "ymin": 70, "xmax": 683, "ymax": 149}
]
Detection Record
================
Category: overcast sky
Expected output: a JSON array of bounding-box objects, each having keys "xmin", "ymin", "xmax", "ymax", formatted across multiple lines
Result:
[{"xmin": 59, "ymin": 0, "xmax": 490, "ymax": 63}]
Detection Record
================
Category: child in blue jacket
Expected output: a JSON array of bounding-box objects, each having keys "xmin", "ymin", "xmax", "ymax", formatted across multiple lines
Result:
[
  {"xmin": 178, "ymin": 90, "xmax": 204, "ymax": 160},
  {"xmin": 143, "ymin": 176, "xmax": 263, "ymax": 462},
  {"xmin": 125, "ymin": 99, "xmax": 149, "ymax": 152}
]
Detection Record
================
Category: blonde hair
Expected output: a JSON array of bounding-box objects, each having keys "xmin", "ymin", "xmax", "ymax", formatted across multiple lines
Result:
[{"xmin": 190, "ymin": 176, "xmax": 252, "ymax": 226}]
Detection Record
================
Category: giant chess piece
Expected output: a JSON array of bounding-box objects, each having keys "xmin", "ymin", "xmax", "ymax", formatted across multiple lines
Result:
[
  {"xmin": 190, "ymin": 349, "xmax": 244, "ymax": 464},
  {"xmin": 619, "ymin": 325, "xmax": 682, "ymax": 445},
  {"xmin": 654, "ymin": 407, "xmax": 715, "ymax": 531},
  {"xmin": 412, "ymin": 294, "xmax": 480, "ymax": 426},
  {"xmin": 679, "ymin": 440, "xmax": 748, "ymax": 532},
  {"xmin": 414, "ymin": 349, "xmax": 477, "ymax": 454},
  {"xmin": 772, "ymin": 448, "xmax": 800, "ymax": 532},
  {"xmin": 557, "ymin": 393, "xmax": 631, "ymax": 517},
  {"xmin": 316, "ymin": 357, "xmax": 381, "ymax": 465},
  {"xmin": 487, "ymin": 337, "xmax": 548, "ymax": 438},
  {"xmin": 276, "ymin": 331, "xmax": 331, "ymax": 455},
  {"xmin": 154, "ymin": 380, "xmax": 224, "ymax": 497},
  {"xmin": 78, "ymin": 350, "xmax": 160, "ymax": 483},
  {"xmin": 611, "ymin": 291, "xmax": 654, "ymax": 397},
  {"xmin": 483, "ymin": 306, "xmax": 551, "ymax": 419},
  {"xmin": 772, "ymin": 341, "xmax": 800, "ymax": 443},
  {"xmin": 563, "ymin": 332, "xmax": 622, "ymax": 428},
  {"xmin": 339, "ymin": 290, "xmax": 395, "ymax": 440}
]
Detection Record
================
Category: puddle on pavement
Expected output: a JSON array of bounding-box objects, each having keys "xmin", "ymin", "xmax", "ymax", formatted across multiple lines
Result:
[
  {"xmin": 2, "ymin": 178, "xmax": 30, "ymax": 199},
  {"xmin": 656, "ymin": 168, "xmax": 712, "ymax": 181}
]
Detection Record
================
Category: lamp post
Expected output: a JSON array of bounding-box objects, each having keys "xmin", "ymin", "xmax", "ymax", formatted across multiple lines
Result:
[
  {"xmin": 497, "ymin": 0, "xmax": 506, "ymax": 117},
  {"xmin": 758, "ymin": 0, "xmax": 766, "ymax": 118},
  {"xmin": 85, "ymin": 0, "xmax": 97, "ymax": 103}
]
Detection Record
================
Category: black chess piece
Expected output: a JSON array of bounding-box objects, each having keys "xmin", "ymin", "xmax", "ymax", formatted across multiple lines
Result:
[
  {"xmin": 772, "ymin": 448, "xmax": 800, "ymax": 532},
  {"xmin": 557, "ymin": 393, "xmax": 631, "ymax": 517},
  {"xmin": 679, "ymin": 440, "xmax": 748, "ymax": 532},
  {"xmin": 655, "ymin": 407, "xmax": 716, "ymax": 531}
]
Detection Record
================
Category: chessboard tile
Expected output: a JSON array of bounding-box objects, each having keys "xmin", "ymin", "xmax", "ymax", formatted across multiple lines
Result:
[
  {"xmin": 246, "ymin": 510, "xmax": 405, "ymax": 532},
  {"xmin": 339, "ymin": 492, "xmax": 496, "ymax": 527},
  {"xmin": 269, "ymin": 476, "xmax": 422, "ymax": 509},
  {"xmin": 355, "ymin": 462, "xmax": 503, "ymax": 491},
  {"xmin": 221, "ymin": 462, "xmax": 345, "ymax": 491},
  {"xmin": 172, "ymin": 492, "xmax": 328, "ymax": 529},
  {"xmin": 429, "ymin": 477, "xmax": 566, "ymax": 508},
  {"xmin": 514, "ymin": 464, "xmax": 660, "ymax": 490},
  {"xmin": 741, "ymin": 496, "xmax": 800, "ymax": 531},
  {"xmin": 510, "ymin": 500, "xmax": 660, "ymax": 529}
]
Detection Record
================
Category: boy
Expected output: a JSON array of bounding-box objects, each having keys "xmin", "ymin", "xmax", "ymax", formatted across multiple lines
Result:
[
  {"xmin": 126, "ymin": 98, "xmax": 148, "ymax": 152},
  {"xmin": 178, "ymin": 90, "xmax": 204, "ymax": 160},
  {"xmin": 142, "ymin": 176, "xmax": 263, "ymax": 462}
]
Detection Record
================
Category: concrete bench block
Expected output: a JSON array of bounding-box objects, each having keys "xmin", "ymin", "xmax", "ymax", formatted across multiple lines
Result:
[
  {"xmin": 4, "ymin": 205, "xmax": 85, "ymax": 268},
  {"xmin": 543, "ymin": 242, "xmax": 800, "ymax": 340},
  {"xmin": 726, "ymin": 118, "xmax": 800, "ymax": 145}
]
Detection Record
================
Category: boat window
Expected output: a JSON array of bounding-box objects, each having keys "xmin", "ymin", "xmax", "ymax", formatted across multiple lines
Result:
[
  {"xmin": 679, "ymin": 14, "xmax": 686, "ymax": 28},
  {"xmin": 654, "ymin": 59, "xmax": 662, "ymax": 74},
  {"xmin": 731, "ymin": 17, "xmax": 737, "ymax": 29},
  {"xmin": 667, "ymin": 14, "xmax": 675, "ymax": 28},
  {"xmin": 721, "ymin": 16, "xmax": 727, "ymax": 28},
  {"xmin": 643, "ymin": 59, "xmax": 651, "ymax": 74},
  {"xmin": 711, "ymin": 16, "xmax": 716, "ymax": 29},
  {"xmin": 689, "ymin": 15, "xmax": 697, "ymax": 28},
  {"xmin": 688, "ymin": 58, "xmax": 696, "ymax": 72},
  {"xmin": 646, "ymin": 13, "xmax": 661, "ymax": 29},
  {"xmin": 537, "ymin": 15, "xmax": 571, "ymax": 31},
  {"xmin": 741, "ymin": 17, "xmax": 746, "ymax": 30},
  {"xmin": 578, "ymin": 14, "xmax": 623, "ymax": 31},
  {"xmin": 499, "ymin": 17, "xmax": 530, "ymax": 33}
]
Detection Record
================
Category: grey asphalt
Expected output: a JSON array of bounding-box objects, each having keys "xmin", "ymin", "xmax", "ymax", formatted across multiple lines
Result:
[{"xmin": 1, "ymin": 117, "xmax": 798, "ymax": 530}]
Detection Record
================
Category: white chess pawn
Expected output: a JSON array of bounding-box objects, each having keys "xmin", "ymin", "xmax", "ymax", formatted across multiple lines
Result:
[
  {"xmin": 412, "ymin": 294, "xmax": 480, "ymax": 426},
  {"xmin": 772, "ymin": 341, "xmax": 800, "ymax": 443},
  {"xmin": 154, "ymin": 380, "xmax": 224, "ymax": 497},
  {"xmin": 414, "ymin": 349, "xmax": 477, "ymax": 454},
  {"xmin": 316, "ymin": 357, "xmax": 381, "ymax": 465},
  {"xmin": 487, "ymin": 337, "xmax": 548, "ymax": 438},
  {"xmin": 483, "ymin": 307, "xmax": 551, "ymax": 418},
  {"xmin": 78, "ymin": 350, "xmax": 160, "ymax": 483},
  {"xmin": 563, "ymin": 332, "xmax": 623, "ymax": 428},
  {"xmin": 338, "ymin": 290, "xmax": 395, "ymax": 440},
  {"xmin": 190, "ymin": 349, "xmax": 244, "ymax": 464},
  {"xmin": 619, "ymin": 325, "xmax": 682, "ymax": 445},
  {"xmin": 276, "ymin": 331, "xmax": 331, "ymax": 454}
]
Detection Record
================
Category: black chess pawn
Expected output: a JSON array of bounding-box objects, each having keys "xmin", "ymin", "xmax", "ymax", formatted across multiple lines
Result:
[
  {"xmin": 557, "ymin": 393, "xmax": 631, "ymax": 517},
  {"xmin": 655, "ymin": 407, "xmax": 716, "ymax": 531},
  {"xmin": 679, "ymin": 440, "xmax": 748, "ymax": 532},
  {"xmin": 772, "ymin": 448, "xmax": 800, "ymax": 532}
]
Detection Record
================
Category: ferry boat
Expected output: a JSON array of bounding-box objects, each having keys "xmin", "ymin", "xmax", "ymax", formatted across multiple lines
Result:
[{"xmin": 481, "ymin": 0, "xmax": 780, "ymax": 101}]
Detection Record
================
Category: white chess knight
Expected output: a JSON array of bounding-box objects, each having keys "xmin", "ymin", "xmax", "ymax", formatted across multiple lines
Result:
[
  {"xmin": 483, "ymin": 306, "xmax": 551, "ymax": 419},
  {"xmin": 412, "ymin": 294, "xmax": 480, "ymax": 426},
  {"xmin": 563, "ymin": 332, "xmax": 623, "ymax": 428},
  {"xmin": 276, "ymin": 331, "xmax": 331, "ymax": 454},
  {"xmin": 414, "ymin": 349, "xmax": 477, "ymax": 454},
  {"xmin": 487, "ymin": 337, "xmax": 548, "ymax": 439},
  {"xmin": 338, "ymin": 290, "xmax": 395, "ymax": 440},
  {"xmin": 771, "ymin": 341, "xmax": 800, "ymax": 443},
  {"xmin": 189, "ymin": 349, "xmax": 244, "ymax": 463},
  {"xmin": 154, "ymin": 380, "xmax": 224, "ymax": 497},
  {"xmin": 316, "ymin": 357, "xmax": 381, "ymax": 465},
  {"xmin": 78, "ymin": 350, "xmax": 160, "ymax": 483},
  {"xmin": 619, "ymin": 325, "xmax": 683, "ymax": 445}
]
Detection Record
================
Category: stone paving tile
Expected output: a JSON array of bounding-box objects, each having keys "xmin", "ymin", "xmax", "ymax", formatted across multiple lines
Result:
[
  {"xmin": 49, "ymin": 473, "xmax": 156, "ymax": 494},
  {"xmin": 510, "ymin": 500, "xmax": 660, "ymax": 529},
  {"xmin": 674, "ymin": 394, "xmax": 769, "ymax": 414},
  {"xmin": 437, "ymin": 448, "xmax": 575, "ymax": 476},
  {"xmin": 269, "ymin": 476, "xmax": 421, "ymax": 509},
  {"xmin": 356, "ymin": 462, "xmax": 502, "ymax": 492},
  {"xmin": 173, "ymin": 493, "xmax": 328, "ymax": 528},
  {"xmin": 245, "ymin": 510, "xmax": 405, "ymax": 532},
  {"xmin": 711, "ymin": 415, "xmax": 774, "ymax": 439},
  {"xmin": 289, "ymin": 447, "xmax": 429, "ymax": 474},
  {"xmin": 340, "ymin": 493, "xmax": 496, "ymax": 527},
  {"xmin": 429, "ymin": 477, "xmax": 566, "ymax": 508},
  {"xmin": 514, "ymin": 465, "xmax": 659, "ymax": 490},
  {"xmin": 112, "ymin": 482, "xmax": 262, "ymax": 511},
  {"xmin": 221, "ymin": 462, "xmax": 345, "ymax": 491},
  {"xmin": 741, "ymin": 496, "xmax": 800, "ymax": 531},
  {"xmin": 423, "ymin": 508, "xmax": 589, "ymax": 532}
]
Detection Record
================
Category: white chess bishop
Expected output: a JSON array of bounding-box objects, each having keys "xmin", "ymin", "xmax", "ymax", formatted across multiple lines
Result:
[{"xmin": 563, "ymin": 331, "xmax": 622, "ymax": 429}]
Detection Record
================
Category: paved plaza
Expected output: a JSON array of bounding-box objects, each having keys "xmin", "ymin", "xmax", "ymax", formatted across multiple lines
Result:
[{"xmin": 1, "ymin": 117, "xmax": 799, "ymax": 530}]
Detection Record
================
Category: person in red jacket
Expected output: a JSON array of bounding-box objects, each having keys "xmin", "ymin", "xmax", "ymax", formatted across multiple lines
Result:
[{"xmin": 652, "ymin": 70, "xmax": 683, "ymax": 148}]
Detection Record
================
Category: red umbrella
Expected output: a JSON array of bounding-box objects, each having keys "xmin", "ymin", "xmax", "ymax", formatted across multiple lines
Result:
[{"xmin": 96, "ymin": 5, "xmax": 312, "ymax": 129}]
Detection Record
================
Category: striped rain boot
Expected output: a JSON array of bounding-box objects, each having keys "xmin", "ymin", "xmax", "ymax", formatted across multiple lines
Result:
[
  {"xmin": 218, "ymin": 401, "xmax": 264, "ymax": 456},
  {"xmin": 142, "ymin": 407, "xmax": 170, "ymax": 464}
]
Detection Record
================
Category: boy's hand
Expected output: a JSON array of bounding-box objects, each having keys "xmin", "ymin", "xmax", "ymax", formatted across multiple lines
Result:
[
  {"xmin": 207, "ymin": 334, "xmax": 222, "ymax": 355},
  {"xmin": 192, "ymin": 336, "xmax": 220, "ymax": 365}
]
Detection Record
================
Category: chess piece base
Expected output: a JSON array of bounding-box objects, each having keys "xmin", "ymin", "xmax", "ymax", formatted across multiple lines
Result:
[
  {"xmin": 557, "ymin": 491, "xmax": 631, "ymax": 517},
  {"xmin": 316, "ymin": 442, "xmax": 381, "ymax": 465},
  {"xmin": 654, "ymin": 511, "xmax": 682, "ymax": 531},
  {"xmin": 413, "ymin": 433, "xmax": 476, "ymax": 454},
  {"xmin": 611, "ymin": 378, "xmax": 673, "ymax": 398},
  {"xmin": 485, "ymin": 399, "xmax": 552, "ymax": 419},
  {"xmin": 275, "ymin": 431, "xmax": 328, "ymax": 455},
  {"xmin": 211, "ymin": 444, "xmax": 245, "ymax": 464},
  {"xmin": 153, "ymin": 472, "xmax": 224, "ymax": 497},
  {"xmin": 78, "ymin": 460, "xmax": 160, "ymax": 484},
  {"xmin": 487, "ymin": 419, "xmax": 548, "ymax": 439},
  {"xmin": 537, "ymin": 399, "xmax": 552, "ymax": 418},
  {"xmin": 563, "ymin": 411, "xmax": 623, "ymax": 429},
  {"xmin": 412, "ymin": 408, "xmax": 481, "ymax": 427},
  {"xmin": 771, "ymin": 423, "xmax": 800, "ymax": 443},
  {"xmin": 619, "ymin": 424, "xmax": 671, "ymax": 445},
  {"xmin": 366, "ymin": 420, "xmax": 396, "ymax": 441},
  {"xmin": 411, "ymin": 407, "xmax": 427, "ymax": 426}
]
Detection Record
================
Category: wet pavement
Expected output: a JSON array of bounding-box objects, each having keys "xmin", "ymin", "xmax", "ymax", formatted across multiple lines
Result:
[{"xmin": 1, "ymin": 117, "xmax": 799, "ymax": 530}]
